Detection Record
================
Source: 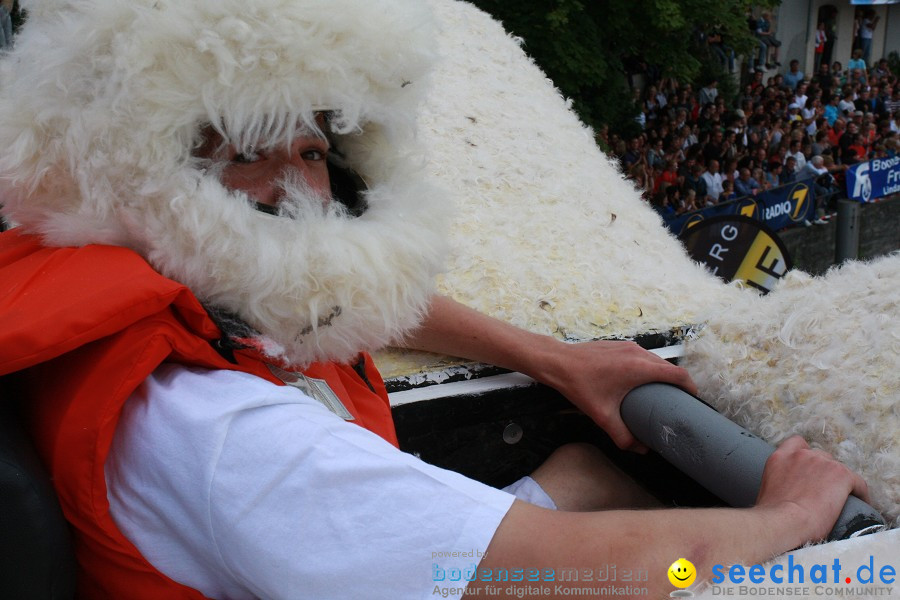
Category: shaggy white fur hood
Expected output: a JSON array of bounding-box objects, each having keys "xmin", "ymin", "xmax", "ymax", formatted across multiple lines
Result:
[{"xmin": 0, "ymin": 0, "xmax": 449, "ymax": 366}]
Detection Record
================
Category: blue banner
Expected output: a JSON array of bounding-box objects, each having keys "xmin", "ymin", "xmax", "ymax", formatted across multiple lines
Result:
[
  {"xmin": 665, "ymin": 179, "xmax": 815, "ymax": 235},
  {"xmin": 846, "ymin": 156, "xmax": 900, "ymax": 203}
]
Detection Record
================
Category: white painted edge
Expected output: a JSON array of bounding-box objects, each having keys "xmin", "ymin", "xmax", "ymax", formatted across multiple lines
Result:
[
  {"xmin": 388, "ymin": 344, "xmax": 685, "ymax": 407},
  {"xmin": 389, "ymin": 372, "xmax": 536, "ymax": 406}
]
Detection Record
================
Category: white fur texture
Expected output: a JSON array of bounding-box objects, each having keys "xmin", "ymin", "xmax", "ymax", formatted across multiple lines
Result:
[
  {"xmin": 374, "ymin": 0, "xmax": 740, "ymax": 377},
  {"xmin": 0, "ymin": 0, "xmax": 448, "ymax": 366},
  {"xmin": 423, "ymin": 0, "xmax": 735, "ymax": 338},
  {"xmin": 681, "ymin": 253, "xmax": 900, "ymax": 524}
]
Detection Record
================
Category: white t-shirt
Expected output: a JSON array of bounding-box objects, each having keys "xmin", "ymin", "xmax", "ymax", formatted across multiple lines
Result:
[
  {"xmin": 788, "ymin": 150, "xmax": 807, "ymax": 171},
  {"xmin": 860, "ymin": 18, "xmax": 875, "ymax": 40},
  {"xmin": 105, "ymin": 364, "xmax": 517, "ymax": 600},
  {"xmin": 701, "ymin": 171, "xmax": 725, "ymax": 200}
]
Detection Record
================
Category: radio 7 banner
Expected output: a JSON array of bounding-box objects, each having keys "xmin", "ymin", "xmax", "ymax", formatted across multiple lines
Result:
[{"xmin": 665, "ymin": 180, "xmax": 815, "ymax": 235}]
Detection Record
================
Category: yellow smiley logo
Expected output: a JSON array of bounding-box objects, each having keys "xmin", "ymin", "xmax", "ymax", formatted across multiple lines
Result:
[{"xmin": 668, "ymin": 558, "xmax": 696, "ymax": 588}]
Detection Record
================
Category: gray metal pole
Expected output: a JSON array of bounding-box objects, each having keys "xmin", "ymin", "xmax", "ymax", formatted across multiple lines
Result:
[
  {"xmin": 621, "ymin": 383, "xmax": 885, "ymax": 541},
  {"xmin": 835, "ymin": 199, "xmax": 860, "ymax": 264}
]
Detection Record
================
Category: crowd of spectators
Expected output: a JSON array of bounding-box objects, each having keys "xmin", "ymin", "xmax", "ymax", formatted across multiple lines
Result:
[{"xmin": 600, "ymin": 52, "xmax": 899, "ymax": 225}]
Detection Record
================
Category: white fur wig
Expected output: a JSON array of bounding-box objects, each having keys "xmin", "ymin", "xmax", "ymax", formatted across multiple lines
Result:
[{"xmin": 0, "ymin": 0, "xmax": 448, "ymax": 366}]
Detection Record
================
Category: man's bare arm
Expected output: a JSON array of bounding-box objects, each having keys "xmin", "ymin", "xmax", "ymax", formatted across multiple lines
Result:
[
  {"xmin": 467, "ymin": 437, "xmax": 870, "ymax": 600},
  {"xmin": 399, "ymin": 294, "xmax": 695, "ymax": 450}
]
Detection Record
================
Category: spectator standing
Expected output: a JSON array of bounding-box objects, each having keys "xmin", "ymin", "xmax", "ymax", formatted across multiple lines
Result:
[
  {"xmin": 787, "ymin": 103, "xmax": 802, "ymax": 125},
  {"xmin": 783, "ymin": 60, "xmax": 805, "ymax": 91},
  {"xmin": 824, "ymin": 95, "xmax": 841, "ymax": 126},
  {"xmin": 848, "ymin": 49, "xmax": 867, "ymax": 76},
  {"xmin": 651, "ymin": 188, "xmax": 676, "ymax": 219},
  {"xmin": 682, "ymin": 163, "xmax": 708, "ymax": 203},
  {"xmin": 699, "ymin": 79, "xmax": 718, "ymax": 107},
  {"xmin": 766, "ymin": 160, "xmax": 783, "ymax": 188},
  {"xmin": 871, "ymin": 59, "xmax": 893, "ymax": 81},
  {"xmin": 858, "ymin": 10, "xmax": 879, "ymax": 66},
  {"xmin": 680, "ymin": 188, "xmax": 699, "ymax": 214},
  {"xmin": 653, "ymin": 160, "xmax": 680, "ymax": 195},
  {"xmin": 621, "ymin": 137, "xmax": 643, "ymax": 171},
  {"xmin": 646, "ymin": 138, "xmax": 666, "ymax": 171},
  {"xmin": 823, "ymin": 154, "xmax": 850, "ymax": 191},
  {"xmin": 814, "ymin": 22, "xmax": 827, "ymax": 73},
  {"xmin": 703, "ymin": 129, "xmax": 724, "ymax": 163},
  {"xmin": 839, "ymin": 121, "xmax": 860, "ymax": 163},
  {"xmin": 828, "ymin": 118, "xmax": 847, "ymax": 148},
  {"xmin": 793, "ymin": 82, "xmax": 809, "ymax": 111},
  {"xmin": 815, "ymin": 63, "xmax": 833, "ymax": 95},
  {"xmin": 701, "ymin": 159, "xmax": 725, "ymax": 202},
  {"xmin": 782, "ymin": 156, "xmax": 799, "ymax": 184},
  {"xmin": 847, "ymin": 132, "xmax": 868, "ymax": 164},
  {"xmin": 855, "ymin": 89, "xmax": 874, "ymax": 115},
  {"xmin": 797, "ymin": 155, "xmax": 832, "ymax": 223},
  {"xmin": 839, "ymin": 93, "xmax": 856, "ymax": 118},
  {"xmin": 822, "ymin": 8, "xmax": 839, "ymax": 65},
  {"xmin": 811, "ymin": 130, "xmax": 829, "ymax": 157},
  {"xmin": 767, "ymin": 116, "xmax": 786, "ymax": 151},
  {"xmin": 724, "ymin": 158, "xmax": 741, "ymax": 185},
  {"xmin": 798, "ymin": 154, "xmax": 827, "ymax": 181},
  {"xmin": 644, "ymin": 85, "xmax": 663, "ymax": 124},
  {"xmin": 888, "ymin": 90, "xmax": 900, "ymax": 118},
  {"xmin": 626, "ymin": 163, "xmax": 652, "ymax": 197},
  {"xmin": 873, "ymin": 85, "xmax": 890, "ymax": 117},
  {"xmin": 831, "ymin": 61, "xmax": 846, "ymax": 86},
  {"xmin": 753, "ymin": 167, "xmax": 769, "ymax": 191},
  {"xmin": 802, "ymin": 99, "xmax": 821, "ymax": 136},
  {"xmin": 667, "ymin": 185, "xmax": 683, "ymax": 214}
]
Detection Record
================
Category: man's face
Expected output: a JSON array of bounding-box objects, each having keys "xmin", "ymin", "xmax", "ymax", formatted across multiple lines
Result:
[{"xmin": 196, "ymin": 122, "xmax": 331, "ymax": 207}]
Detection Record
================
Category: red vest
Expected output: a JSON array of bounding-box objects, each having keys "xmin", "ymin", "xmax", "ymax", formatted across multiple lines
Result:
[{"xmin": 0, "ymin": 230, "xmax": 398, "ymax": 599}]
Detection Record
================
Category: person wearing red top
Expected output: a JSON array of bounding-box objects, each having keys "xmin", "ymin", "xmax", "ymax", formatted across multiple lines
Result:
[
  {"xmin": 653, "ymin": 159, "xmax": 680, "ymax": 194},
  {"xmin": 827, "ymin": 117, "xmax": 846, "ymax": 148}
]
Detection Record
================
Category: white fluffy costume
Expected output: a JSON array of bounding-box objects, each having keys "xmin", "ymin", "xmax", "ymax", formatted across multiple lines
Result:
[{"xmin": 0, "ymin": 0, "xmax": 448, "ymax": 367}]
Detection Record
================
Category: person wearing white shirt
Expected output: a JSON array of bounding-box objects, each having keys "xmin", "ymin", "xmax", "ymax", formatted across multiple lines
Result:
[{"xmin": 700, "ymin": 159, "xmax": 725, "ymax": 203}]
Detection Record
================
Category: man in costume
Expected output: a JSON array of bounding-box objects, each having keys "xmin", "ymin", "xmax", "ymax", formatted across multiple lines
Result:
[{"xmin": 0, "ymin": 1, "xmax": 868, "ymax": 598}]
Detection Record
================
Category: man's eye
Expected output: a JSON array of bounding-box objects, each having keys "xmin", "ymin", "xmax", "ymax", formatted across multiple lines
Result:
[{"xmin": 301, "ymin": 149, "xmax": 327, "ymax": 161}]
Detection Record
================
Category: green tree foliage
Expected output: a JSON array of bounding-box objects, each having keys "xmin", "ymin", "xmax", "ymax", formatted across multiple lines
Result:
[{"xmin": 468, "ymin": 0, "xmax": 779, "ymax": 135}]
